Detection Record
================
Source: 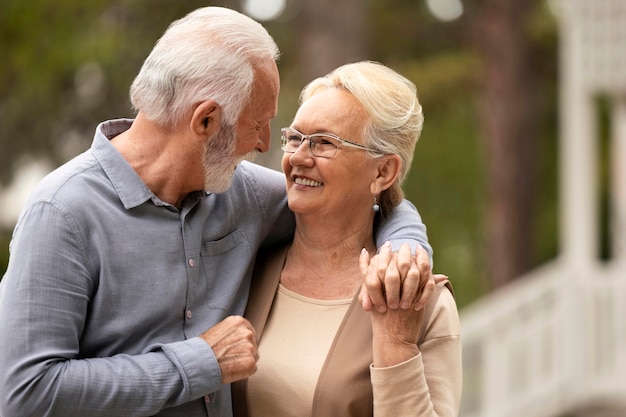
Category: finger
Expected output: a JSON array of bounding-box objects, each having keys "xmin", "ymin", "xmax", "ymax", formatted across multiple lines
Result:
[
  {"xmin": 415, "ymin": 272, "xmax": 436, "ymax": 311},
  {"xmin": 396, "ymin": 243, "xmax": 412, "ymax": 278},
  {"xmin": 359, "ymin": 283, "xmax": 374, "ymax": 311},
  {"xmin": 375, "ymin": 241, "xmax": 392, "ymax": 283},
  {"xmin": 399, "ymin": 255, "xmax": 420, "ymax": 309},
  {"xmin": 415, "ymin": 273, "xmax": 448, "ymax": 311},
  {"xmin": 364, "ymin": 253, "xmax": 388, "ymax": 313},
  {"xmin": 371, "ymin": 242, "xmax": 393, "ymax": 312},
  {"xmin": 412, "ymin": 246, "xmax": 433, "ymax": 311},
  {"xmin": 384, "ymin": 257, "xmax": 401, "ymax": 309},
  {"xmin": 359, "ymin": 247, "xmax": 370, "ymax": 277},
  {"xmin": 433, "ymin": 274, "xmax": 449, "ymax": 286},
  {"xmin": 415, "ymin": 245, "xmax": 431, "ymax": 280}
]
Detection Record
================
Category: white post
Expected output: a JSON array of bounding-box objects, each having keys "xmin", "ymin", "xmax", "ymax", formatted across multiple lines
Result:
[{"xmin": 558, "ymin": 18, "xmax": 598, "ymax": 269}]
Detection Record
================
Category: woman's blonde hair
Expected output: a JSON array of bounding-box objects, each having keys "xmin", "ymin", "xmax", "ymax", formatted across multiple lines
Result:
[{"xmin": 300, "ymin": 61, "xmax": 423, "ymax": 215}]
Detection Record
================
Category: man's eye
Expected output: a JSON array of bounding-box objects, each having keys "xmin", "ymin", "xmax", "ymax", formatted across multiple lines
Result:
[
  {"xmin": 287, "ymin": 135, "xmax": 301, "ymax": 143},
  {"xmin": 256, "ymin": 122, "xmax": 270, "ymax": 131}
]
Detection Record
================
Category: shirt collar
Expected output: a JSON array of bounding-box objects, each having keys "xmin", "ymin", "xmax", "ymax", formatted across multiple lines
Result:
[{"xmin": 91, "ymin": 119, "xmax": 163, "ymax": 210}]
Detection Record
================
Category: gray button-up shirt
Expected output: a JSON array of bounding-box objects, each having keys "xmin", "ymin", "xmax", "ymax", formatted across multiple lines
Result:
[{"xmin": 0, "ymin": 119, "xmax": 430, "ymax": 417}]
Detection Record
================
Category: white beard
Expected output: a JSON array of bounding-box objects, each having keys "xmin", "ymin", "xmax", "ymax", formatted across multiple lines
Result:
[{"xmin": 202, "ymin": 123, "xmax": 257, "ymax": 193}]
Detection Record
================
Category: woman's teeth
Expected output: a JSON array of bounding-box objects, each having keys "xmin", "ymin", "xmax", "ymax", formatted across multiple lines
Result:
[{"xmin": 294, "ymin": 177, "xmax": 322, "ymax": 187}]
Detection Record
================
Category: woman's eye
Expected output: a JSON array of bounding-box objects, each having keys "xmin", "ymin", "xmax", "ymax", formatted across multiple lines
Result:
[{"xmin": 317, "ymin": 136, "xmax": 335, "ymax": 146}]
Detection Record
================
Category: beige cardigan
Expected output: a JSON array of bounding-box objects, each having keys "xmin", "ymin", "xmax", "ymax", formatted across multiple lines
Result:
[{"xmin": 232, "ymin": 245, "xmax": 462, "ymax": 417}]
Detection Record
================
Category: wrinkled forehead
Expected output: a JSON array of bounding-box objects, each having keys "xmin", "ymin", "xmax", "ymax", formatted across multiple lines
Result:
[
  {"xmin": 293, "ymin": 88, "xmax": 368, "ymax": 135},
  {"xmin": 249, "ymin": 59, "xmax": 280, "ymax": 117}
]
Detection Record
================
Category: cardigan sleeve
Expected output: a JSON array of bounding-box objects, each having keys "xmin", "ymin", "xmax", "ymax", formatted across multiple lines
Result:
[{"xmin": 369, "ymin": 287, "xmax": 462, "ymax": 417}]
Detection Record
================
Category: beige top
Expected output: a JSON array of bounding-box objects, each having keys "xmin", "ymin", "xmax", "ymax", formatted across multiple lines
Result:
[
  {"xmin": 247, "ymin": 284, "xmax": 351, "ymax": 417},
  {"xmin": 232, "ymin": 244, "xmax": 462, "ymax": 417}
]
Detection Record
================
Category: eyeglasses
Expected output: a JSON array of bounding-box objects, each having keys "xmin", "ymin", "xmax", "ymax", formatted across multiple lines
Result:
[{"xmin": 280, "ymin": 127, "xmax": 381, "ymax": 159}]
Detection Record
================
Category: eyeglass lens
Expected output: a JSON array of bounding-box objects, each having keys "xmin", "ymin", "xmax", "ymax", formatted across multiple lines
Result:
[{"xmin": 281, "ymin": 129, "xmax": 338, "ymax": 158}]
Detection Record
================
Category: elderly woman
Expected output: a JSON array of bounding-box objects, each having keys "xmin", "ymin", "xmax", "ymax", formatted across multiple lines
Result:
[{"xmin": 232, "ymin": 61, "xmax": 461, "ymax": 416}]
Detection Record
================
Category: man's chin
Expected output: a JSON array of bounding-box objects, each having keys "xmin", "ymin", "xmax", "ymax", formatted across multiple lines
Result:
[
  {"xmin": 204, "ymin": 153, "xmax": 256, "ymax": 193},
  {"xmin": 244, "ymin": 150, "xmax": 258, "ymax": 163}
]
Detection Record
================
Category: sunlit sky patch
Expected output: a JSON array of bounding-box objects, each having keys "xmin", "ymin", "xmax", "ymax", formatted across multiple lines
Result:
[
  {"xmin": 426, "ymin": 0, "xmax": 464, "ymax": 22},
  {"xmin": 242, "ymin": 0, "xmax": 287, "ymax": 21},
  {"xmin": 242, "ymin": 0, "xmax": 462, "ymax": 23}
]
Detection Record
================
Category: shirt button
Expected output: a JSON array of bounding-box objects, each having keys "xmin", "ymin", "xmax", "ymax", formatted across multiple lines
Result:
[
  {"xmin": 204, "ymin": 395, "xmax": 211, "ymax": 404},
  {"xmin": 186, "ymin": 310, "xmax": 192, "ymax": 319},
  {"xmin": 188, "ymin": 258, "xmax": 195, "ymax": 267}
]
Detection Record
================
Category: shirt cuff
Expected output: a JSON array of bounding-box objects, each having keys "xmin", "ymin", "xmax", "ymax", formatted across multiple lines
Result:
[
  {"xmin": 161, "ymin": 337, "xmax": 222, "ymax": 400},
  {"xmin": 370, "ymin": 352, "xmax": 423, "ymax": 386}
]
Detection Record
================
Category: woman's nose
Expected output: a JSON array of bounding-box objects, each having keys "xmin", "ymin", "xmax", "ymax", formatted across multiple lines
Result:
[{"xmin": 289, "ymin": 140, "xmax": 314, "ymax": 166}]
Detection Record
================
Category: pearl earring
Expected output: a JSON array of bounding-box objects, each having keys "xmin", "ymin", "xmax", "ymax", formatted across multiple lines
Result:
[{"xmin": 372, "ymin": 196, "xmax": 380, "ymax": 212}]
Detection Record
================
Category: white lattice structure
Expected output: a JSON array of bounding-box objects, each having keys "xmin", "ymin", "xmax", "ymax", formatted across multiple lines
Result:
[{"xmin": 458, "ymin": 1, "xmax": 626, "ymax": 416}]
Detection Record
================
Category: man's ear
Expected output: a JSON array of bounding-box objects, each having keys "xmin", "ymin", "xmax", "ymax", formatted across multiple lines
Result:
[
  {"xmin": 371, "ymin": 155, "xmax": 402, "ymax": 194},
  {"xmin": 191, "ymin": 100, "xmax": 222, "ymax": 138}
]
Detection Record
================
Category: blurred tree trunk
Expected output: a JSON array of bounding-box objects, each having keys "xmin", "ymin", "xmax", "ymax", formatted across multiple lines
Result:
[
  {"xmin": 295, "ymin": 0, "xmax": 368, "ymax": 84},
  {"xmin": 471, "ymin": 0, "xmax": 539, "ymax": 288}
]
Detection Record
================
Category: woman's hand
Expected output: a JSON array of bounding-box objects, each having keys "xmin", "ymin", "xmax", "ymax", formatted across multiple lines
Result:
[
  {"xmin": 369, "ymin": 295, "xmax": 423, "ymax": 367},
  {"xmin": 359, "ymin": 243, "xmax": 449, "ymax": 367},
  {"xmin": 359, "ymin": 242, "xmax": 448, "ymax": 313}
]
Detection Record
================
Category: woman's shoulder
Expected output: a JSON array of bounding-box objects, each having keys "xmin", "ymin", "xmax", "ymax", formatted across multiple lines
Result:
[{"xmin": 420, "ymin": 283, "xmax": 460, "ymax": 340}]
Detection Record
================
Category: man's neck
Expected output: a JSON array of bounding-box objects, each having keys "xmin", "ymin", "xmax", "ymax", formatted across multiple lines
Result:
[{"xmin": 111, "ymin": 114, "xmax": 204, "ymax": 208}]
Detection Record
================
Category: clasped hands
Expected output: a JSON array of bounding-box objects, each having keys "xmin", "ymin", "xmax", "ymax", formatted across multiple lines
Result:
[
  {"xmin": 359, "ymin": 241, "xmax": 448, "ymax": 313},
  {"xmin": 360, "ymin": 242, "xmax": 449, "ymax": 367}
]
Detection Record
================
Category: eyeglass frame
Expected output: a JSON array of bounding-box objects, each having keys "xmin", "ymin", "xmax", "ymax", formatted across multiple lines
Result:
[{"xmin": 280, "ymin": 127, "xmax": 381, "ymax": 159}]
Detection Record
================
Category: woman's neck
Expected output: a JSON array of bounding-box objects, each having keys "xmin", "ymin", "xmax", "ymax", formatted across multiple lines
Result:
[{"xmin": 280, "ymin": 221, "xmax": 376, "ymax": 300}]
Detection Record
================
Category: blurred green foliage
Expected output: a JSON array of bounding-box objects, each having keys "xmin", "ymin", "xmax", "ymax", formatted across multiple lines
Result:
[
  {"xmin": 0, "ymin": 0, "xmax": 239, "ymax": 182},
  {"xmin": 0, "ymin": 232, "xmax": 10, "ymax": 276},
  {"xmin": 0, "ymin": 0, "xmax": 561, "ymax": 308}
]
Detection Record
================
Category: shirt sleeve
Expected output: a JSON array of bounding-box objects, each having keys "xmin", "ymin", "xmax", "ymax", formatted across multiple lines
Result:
[
  {"xmin": 369, "ymin": 288, "xmax": 462, "ymax": 417},
  {"xmin": 375, "ymin": 199, "xmax": 433, "ymax": 262},
  {"xmin": 241, "ymin": 162, "xmax": 295, "ymax": 248},
  {"xmin": 0, "ymin": 201, "xmax": 222, "ymax": 417}
]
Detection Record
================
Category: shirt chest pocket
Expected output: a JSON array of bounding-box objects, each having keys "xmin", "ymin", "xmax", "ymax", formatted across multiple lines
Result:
[{"xmin": 199, "ymin": 229, "xmax": 253, "ymax": 312}]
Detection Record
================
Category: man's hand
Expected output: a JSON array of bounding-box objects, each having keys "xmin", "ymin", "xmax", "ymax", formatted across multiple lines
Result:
[
  {"xmin": 199, "ymin": 316, "xmax": 258, "ymax": 384},
  {"xmin": 359, "ymin": 242, "xmax": 448, "ymax": 313}
]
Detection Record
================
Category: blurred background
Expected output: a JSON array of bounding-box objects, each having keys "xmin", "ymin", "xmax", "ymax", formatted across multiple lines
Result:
[{"xmin": 1, "ymin": 0, "xmax": 624, "ymax": 416}]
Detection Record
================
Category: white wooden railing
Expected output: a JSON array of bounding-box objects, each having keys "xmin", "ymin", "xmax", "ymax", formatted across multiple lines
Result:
[
  {"xmin": 458, "ymin": 258, "xmax": 626, "ymax": 417},
  {"xmin": 458, "ymin": 2, "xmax": 626, "ymax": 415}
]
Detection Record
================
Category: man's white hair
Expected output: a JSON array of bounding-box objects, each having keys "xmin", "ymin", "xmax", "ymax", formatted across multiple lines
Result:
[{"xmin": 130, "ymin": 7, "xmax": 280, "ymax": 127}]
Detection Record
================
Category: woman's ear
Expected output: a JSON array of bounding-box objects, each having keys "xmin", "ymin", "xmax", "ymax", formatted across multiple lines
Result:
[
  {"xmin": 191, "ymin": 100, "xmax": 222, "ymax": 138},
  {"xmin": 371, "ymin": 155, "xmax": 402, "ymax": 194}
]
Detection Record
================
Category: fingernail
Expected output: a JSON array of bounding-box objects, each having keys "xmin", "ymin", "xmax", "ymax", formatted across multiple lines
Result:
[
  {"xmin": 400, "ymin": 301, "xmax": 411, "ymax": 309},
  {"xmin": 377, "ymin": 306, "xmax": 387, "ymax": 313},
  {"xmin": 389, "ymin": 303, "xmax": 399, "ymax": 310},
  {"xmin": 414, "ymin": 302, "xmax": 424, "ymax": 311}
]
